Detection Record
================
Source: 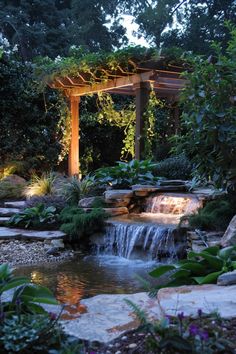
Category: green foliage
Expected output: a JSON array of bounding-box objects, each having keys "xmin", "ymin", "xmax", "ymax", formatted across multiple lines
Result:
[
  {"xmin": 175, "ymin": 26, "xmax": 236, "ymax": 187},
  {"xmin": 25, "ymin": 173, "xmax": 58, "ymax": 198},
  {"xmin": 149, "ymin": 245, "xmax": 236, "ymax": 290},
  {"xmin": 8, "ymin": 204, "xmax": 58, "ymax": 229},
  {"xmin": 0, "ymin": 161, "xmax": 26, "ymax": 180},
  {"xmin": 154, "ymin": 154, "xmax": 192, "ymax": 180},
  {"xmin": 59, "ymin": 206, "xmax": 108, "ymax": 242},
  {"xmin": 0, "ymin": 180, "xmax": 25, "ymax": 200},
  {"xmin": 94, "ymin": 159, "xmax": 159, "ymax": 188},
  {"xmin": 0, "ymin": 53, "xmax": 65, "ymax": 172},
  {"xmin": 61, "ymin": 176, "xmax": 97, "ymax": 205},
  {"xmin": 185, "ymin": 200, "xmax": 235, "ymax": 231}
]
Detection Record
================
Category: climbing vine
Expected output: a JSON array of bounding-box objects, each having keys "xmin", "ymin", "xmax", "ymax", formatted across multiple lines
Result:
[
  {"xmin": 97, "ymin": 92, "xmax": 136, "ymax": 160},
  {"xmin": 143, "ymin": 88, "xmax": 165, "ymax": 159}
]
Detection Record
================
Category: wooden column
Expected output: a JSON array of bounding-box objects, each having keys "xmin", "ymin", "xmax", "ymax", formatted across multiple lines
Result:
[
  {"xmin": 134, "ymin": 82, "xmax": 150, "ymax": 160},
  {"xmin": 68, "ymin": 96, "xmax": 80, "ymax": 177}
]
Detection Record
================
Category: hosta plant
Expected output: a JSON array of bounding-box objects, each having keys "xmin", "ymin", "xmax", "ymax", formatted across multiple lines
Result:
[
  {"xmin": 94, "ymin": 159, "xmax": 160, "ymax": 188},
  {"xmin": 149, "ymin": 245, "xmax": 236, "ymax": 290},
  {"xmin": 8, "ymin": 203, "xmax": 58, "ymax": 229}
]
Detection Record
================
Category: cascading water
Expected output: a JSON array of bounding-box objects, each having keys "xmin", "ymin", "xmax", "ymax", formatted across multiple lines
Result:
[{"xmin": 92, "ymin": 193, "xmax": 202, "ymax": 261}]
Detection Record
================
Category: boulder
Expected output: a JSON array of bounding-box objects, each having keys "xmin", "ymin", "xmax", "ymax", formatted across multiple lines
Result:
[
  {"xmin": 159, "ymin": 180, "xmax": 187, "ymax": 186},
  {"xmin": 221, "ymin": 215, "xmax": 236, "ymax": 247},
  {"xmin": 217, "ymin": 271, "xmax": 236, "ymax": 286},
  {"xmin": 131, "ymin": 185, "xmax": 159, "ymax": 197},
  {"xmin": 79, "ymin": 196, "xmax": 104, "ymax": 208},
  {"xmin": 105, "ymin": 190, "xmax": 133, "ymax": 200},
  {"xmin": 105, "ymin": 198, "xmax": 131, "ymax": 207},
  {"xmin": 157, "ymin": 284, "xmax": 236, "ymax": 319},
  {"xmin": 3, "ymin": 174, "xmax": 26, "ymax": 185}
]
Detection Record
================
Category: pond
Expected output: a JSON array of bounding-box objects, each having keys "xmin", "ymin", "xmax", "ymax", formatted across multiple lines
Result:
[{"xmin": 14, "ymin": 254, "xmax": 157, "ymax": 306}]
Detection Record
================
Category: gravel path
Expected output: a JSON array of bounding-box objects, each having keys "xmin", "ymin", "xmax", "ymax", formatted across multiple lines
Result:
[{"xmin": 0, "ymin": 239, "xmax": 74, "ymax": 266}]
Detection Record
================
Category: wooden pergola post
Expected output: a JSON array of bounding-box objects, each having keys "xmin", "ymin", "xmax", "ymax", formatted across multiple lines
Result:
[
  {"xmin": 134, "ymin": 82, "xmax": 151, "ymax": 160},
  {"xmin": 68, "ymin": 96, "xmax": 80, "ymax": 177}
]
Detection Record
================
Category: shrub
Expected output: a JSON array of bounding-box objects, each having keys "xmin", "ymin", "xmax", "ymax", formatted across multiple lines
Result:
[
  {"xmin": 24, "ymin": 172, "xmax": 57, "ymax": 198},
  {"xmin": 61, "ymin": 175, "xmax": 97, "ymax": 205},
  {"xmin": 154, "ymin": 154, "xmax": 193, "ymax": 180},
  {"xmin": 94, "ymin": 159, "xmax": 160, "ymax": 188},
  {"xmin": 186, "ymin": 200, "xmax": 235, "ymax": 231},
  {"xmin": 0, "ymin": 180, "xmax": 25, "ymax": 200},
  {"xmin": 26, "ymin": 195, "xmax": 67, "ymax": 212},
  {"xmin": 0, "ymin": 161, "xmax": 27, "ymax": 180},
  {"xmin": 59, "ymin": 206, "xmax": 108, "ymax": 242},
  {"xmin": 8, "ymin": 204, "xmax": 58, "ymax": 229},
  {"xmin": 149, "ymin": 245, "xmax": 236, "ymax": 291}
]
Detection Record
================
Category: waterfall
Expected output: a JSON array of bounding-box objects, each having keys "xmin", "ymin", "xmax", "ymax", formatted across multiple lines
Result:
[
  {"xmin": 146, "ymin": 194, "xmax": 202, "ymax": 215},
  {"xmin": 94, "ymin": 222, "xmax": 179, "ymax": 261}
]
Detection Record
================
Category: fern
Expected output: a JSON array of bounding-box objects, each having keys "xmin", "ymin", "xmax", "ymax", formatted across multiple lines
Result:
[{"xmin": 124, "ymin": 299, "xmax": 148, "ymax": 326}]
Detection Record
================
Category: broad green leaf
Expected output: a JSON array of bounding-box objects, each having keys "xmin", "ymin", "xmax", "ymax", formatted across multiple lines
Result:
[
  {"xmin": 170, "ymin": 269, "xmax": 190, "ymax": 279},
  {"xmin": 1, "ymin": 277, "xmax": 29, "ymax": 293},
  {"xmin": 181, "ymin": 262, "xmax": 206, "ymax": 274},
  {"xmin": 202, "ymin": 246, "xmax": 219, "ymax": 255},
  {"xmin": 149, "ymin": 265, "xmax": 176, "ymax": 278},
  {"xmin": 218, "ymin": 246, "xmax": 236, "ymax": 260},
  {"xmin": 198, "ymin": 252, "xmax": 223, "ymax": 270},
  {"xmin": 193, "ymin": 270, "xmax": 223, "ymax": 284}
]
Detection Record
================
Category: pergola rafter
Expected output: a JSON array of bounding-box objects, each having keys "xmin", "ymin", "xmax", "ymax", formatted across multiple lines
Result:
[{"xmin": 49, "ymin": 58, "xmax": 187, "ymax": 176}]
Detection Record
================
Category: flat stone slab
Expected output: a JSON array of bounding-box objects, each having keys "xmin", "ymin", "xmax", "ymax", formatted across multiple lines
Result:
[
  {"xmin": 103, "ymin": 207, "xmax": 129, "ymax": 216},
  {"xmin": 221, "ymin": 215, "xmax": 236, "ymax": 247},
  {"xmin": 105, "ymin": 190, "xmax": 133, "ymax": 200},
  {"xmin": 157, "ymin": 284, "xmax": 236, "ymax": 319},
  {"xmin": 217, "ymin": 271, "xmax": 236, "ymax": 286},
  {"xmin": 4, "ymin": 201, "xmax": 26, "ymax": 208},
  {"xmin": 0, "ymin": 208, "xmax": 21, "ymax": 216},
  {"xmin": 62, "ymin": 292, "xmax": 160, "ymax": 343},
  {"xmin": 0, "ymin": 227, "xmax": 65, "ymax": 240}
]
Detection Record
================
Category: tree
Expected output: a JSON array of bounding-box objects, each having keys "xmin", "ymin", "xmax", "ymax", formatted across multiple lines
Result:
[
  {"xmin": 0, "ymin": 0, "xmax": 128, "ymax": 60},
  {"xmin": 129, "ymin": 0, "xmax": 236, "ymax": 54},
  {"xmin": 174, "ymin": 26, "xmax": 236, "ymax": 186}
]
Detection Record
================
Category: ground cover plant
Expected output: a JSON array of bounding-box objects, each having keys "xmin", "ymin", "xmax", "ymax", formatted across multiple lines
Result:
[
  {"xmin": 183, "ymin": 199, "xmax": 235, "ymax": 231},
  {"xmin": 59, "ymin": 206, "xmax": 108, "ymax": 242},
  {"xmin": 149, "ymin": 245, "xmax": 236, "ymax": 291},
  {"xmin": 154, "ymin": 154, "xmax": 193, "ymax": 180}
]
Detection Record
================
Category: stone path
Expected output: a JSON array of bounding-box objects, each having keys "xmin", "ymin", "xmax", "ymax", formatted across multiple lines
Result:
[{"xmin": 0, "ymin": 200, "xmax": 65, "ymax": 240}]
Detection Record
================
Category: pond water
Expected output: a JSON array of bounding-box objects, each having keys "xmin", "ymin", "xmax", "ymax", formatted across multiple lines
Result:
[{"xmin": 14, "ymin": 254, "xmax": 158, "ymax": 306}]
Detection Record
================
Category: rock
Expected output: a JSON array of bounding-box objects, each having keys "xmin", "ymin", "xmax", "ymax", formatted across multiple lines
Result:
[
  {"xmin": 105, "ymin": 190, "xmax": 133, "ymax": 200},
  {"xmin": 128, "ymin": 343, "xmax": 137, "ymax": 349},
  {"xmin": 0, "ymin": 227, "xmax": 21, "ymax": 238},
  {"xmin": 157, "ymin": 284, "xmax": 236, "ymax": 319},
  {"xmin": 221, "ymin": 215, "xmax": 236, "ymax": 247},
  {"xmin": 105, "ymin": 198, "xmax": 131, "ymax": 207},
  {"xmin": 50, "ymin": 239, "xmax": 64, "ymax": 249},
  {"xmin": 4, "ymin": 201, "xmax": 26, "ymax": 208},
  {"xmin": 3, "ymin": 174, "xmax": 26, "ymax": 185},
  {"xmin": 62, "ymin": 292, "xmax": 160, "ymax": 343},
  {"xmin": 217, "ymin": 271, "xmax": 236, "ymax": 286},
  {"xmin": 103, "ymin": 207, "xmax": 129, "ymax": 216},
  {"xmin": 0, "ymin": 208, "xmax": 21, "ymax": 216},
  {"xmin": 78, "ymin": 196, "xmax": 104, "ymax": 208},
  {"xmin": 132, "ymin": 185, "xmax": 159, "ymax": 197},
  {"xmin": 0, "ymin": 227, "xmax": 65, "ymax": 241}
]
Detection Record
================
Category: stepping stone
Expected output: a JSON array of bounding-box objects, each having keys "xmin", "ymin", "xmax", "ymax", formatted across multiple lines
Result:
[
  {"xmin": 0, "ymin": 208, "xmax": 21, "ymax": 217},
  {"xmin": 0, "ymin": 227, "xmax": 21, "ymax": 238},
  {"xmin": 0, "ymin": 227, "xmax": 65, "ymax": 240},
  {"xmin": 105, "ymin": 190, "xmax": 133, "ymax": 200},
  {"xmin": 4, "ymin": 201, "xmax": 26, "ymax": 209},
  {"xmin": 62, "ymin": 292, "xmax": 161, "ymax": 343},
  {"xmin": 21, "ymin": 230, "xmax": 65, "ymax": 240},
  {"xmin": 0, "ymin": 217, "xmax": 10, "ymax": 225}
]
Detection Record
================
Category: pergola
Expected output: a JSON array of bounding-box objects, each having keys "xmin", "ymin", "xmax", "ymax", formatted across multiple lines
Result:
[{"xmin": 49, "ymin": 58, "xmax": 187, "ymax": 176}]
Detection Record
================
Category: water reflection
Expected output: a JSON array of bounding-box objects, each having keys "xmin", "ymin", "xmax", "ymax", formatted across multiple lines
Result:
[{"xmin": 14, "ymin": 255, "xmax": 155, "ymax": 308}]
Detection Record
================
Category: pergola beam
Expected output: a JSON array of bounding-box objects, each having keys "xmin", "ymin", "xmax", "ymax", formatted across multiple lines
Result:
[{"xmin": 69, "ymin": 71, "xmax": 155, "ymax": 97}]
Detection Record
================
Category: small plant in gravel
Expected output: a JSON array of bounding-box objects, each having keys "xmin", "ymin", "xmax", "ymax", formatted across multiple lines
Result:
[
  {"xmin": 26, "ymin": 195, "xmax": 67, "ymax": 212},
  {"xmin": 8, "ymin": 203, "xmax": 58, "ymax": 229},
  {"xmin": 126, "ymin": 300, "xmax": 234, "ymax": 353},
  {"xmin": 149, "ymin": 245, "xmax": 236, "ymax": 291}
]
